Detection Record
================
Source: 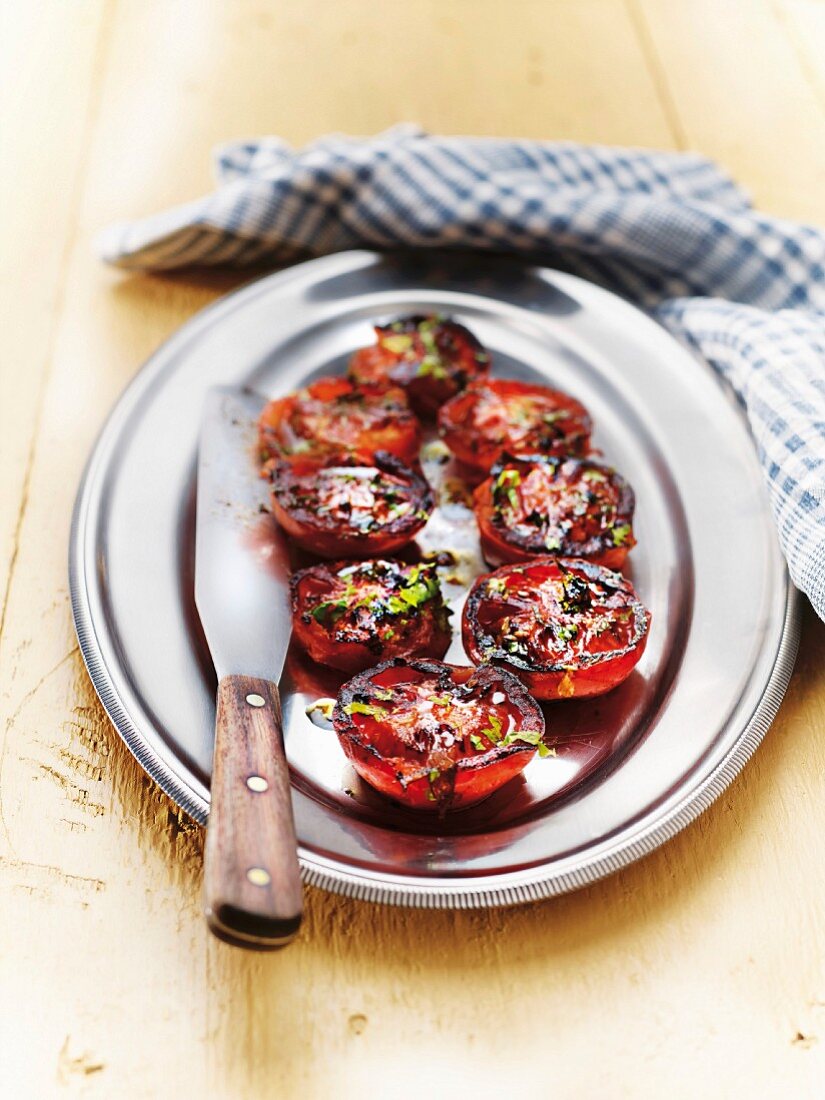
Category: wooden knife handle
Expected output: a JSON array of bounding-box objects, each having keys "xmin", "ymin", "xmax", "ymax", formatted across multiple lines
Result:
[{"xmin": 204, "ymin": 675, "xmax": 302, "ymax": 949}]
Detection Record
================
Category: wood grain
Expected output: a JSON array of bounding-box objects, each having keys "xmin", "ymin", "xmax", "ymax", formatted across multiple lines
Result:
[
  {"xmin": 0, "ymin": 0, "xmax": 109, "ymax": 621},
  {"xmin": 634, "ymin": 0, "xmax": 825, "ymax": 221},
  {"xmin": 1, "ymin": 1, "xmax": 824, "ymax": 1096},
  {"xmin": 204, "ymin": 677, "xmax": 302, "ymax": 948}
]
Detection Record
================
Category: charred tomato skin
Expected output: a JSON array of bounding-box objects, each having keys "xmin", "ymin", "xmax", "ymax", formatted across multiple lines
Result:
[
  {"xmin": 438, "ymin": 378, "xmax": 592, "ymax": 480},
  {"xmin": 462, "ymin": 557, "xmax": 650, "ymax": 700},
  {"xmin": 258, "ymin": 376, "xmax": 421, "ymax": 465},
  {"xmin": 348, "ymin": 314, "xmax": 491, "ymax": 419},
  {"xmin": 333, "ymin": 658, "xmax": 545, "ymax": 812},
  {"xmin": 474, "ymin": 453, "xmax": 637, "ymax": 569},
  {"xmin": 269, "ymin": 450, "xmax": 434, "ymax": 559},
  {"xmin": 290, "ymin": 559, "xmax": 452, "ymax": 673}
]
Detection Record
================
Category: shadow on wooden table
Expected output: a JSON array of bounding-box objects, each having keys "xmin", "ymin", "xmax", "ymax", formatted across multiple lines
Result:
[{"xmin": 105, "ymin": 265, "xmax": 292, "ymax": 310}]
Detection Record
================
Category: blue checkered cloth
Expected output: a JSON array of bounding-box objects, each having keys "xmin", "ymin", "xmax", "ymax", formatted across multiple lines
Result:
[{"xmin": 99, "ymin": 125, "xmax": 825, "ymax": 619}]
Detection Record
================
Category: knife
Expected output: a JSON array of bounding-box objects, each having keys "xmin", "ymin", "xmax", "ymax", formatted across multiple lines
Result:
[{"xmin": 195, "ymin": 386, "xmax": 302, "ymax": 949}]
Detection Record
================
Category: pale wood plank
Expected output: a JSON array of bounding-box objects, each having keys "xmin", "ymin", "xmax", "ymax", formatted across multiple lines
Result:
[
  {"xmin": 634, "ymin": 0, "xmax": 825, "ymax": 222},
  {"xmin": 2, "ymin": 1, "xmax": 825, "ymax": 1097},
  {"xmin": 0, "ymin": 1, "xmax": 109, "ymax": 626},
  {"xmin": 84, "ymin": 0, "xmax": 676, "ymax": 229},
  {"xmin": 779, "ymin": 0, "xmax": 825, "ymax": 118}
]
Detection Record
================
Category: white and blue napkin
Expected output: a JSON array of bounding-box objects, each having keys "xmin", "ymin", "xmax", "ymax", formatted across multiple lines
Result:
[{"xmin": 99, "ymin": 125, "xmax": 825, "ymax": 620}]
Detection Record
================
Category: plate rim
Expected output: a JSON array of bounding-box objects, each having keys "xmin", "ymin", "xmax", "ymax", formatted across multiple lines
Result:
[{"xmin": 69, "ymin": 250, "xmax": 801, "ymax": 908}]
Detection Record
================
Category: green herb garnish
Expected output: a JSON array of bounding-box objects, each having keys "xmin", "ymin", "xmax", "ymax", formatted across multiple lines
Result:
[
  {"xmin": 315, "ymin": 563, "xmax": 443, "ymax": 638},
  {"xmin": 310, "ymin": 600, "xmax": 348, "ymax": 626},
  {"xmin": 493, "ymin": 468, "xmax": 522, "ymax": 512},
  {"xmin": 500, "ymin": 728, "xmax": 556, "ymax": 757},
  {"xmin": 344, "ymin": 701, "xmax": 388, "ymax": 718},
  {"xmin": 380, "ymin": 333, "xmax": 414, "ymax": 354},
  {"xmin": 481, "ymin": 712, "xmax": 503, "ymax": 743},
  {"xmin": 501, "ymin": 728, "xmax": 541, "ymax": 748},
  {"xmin": 553, "ymin": 622, "xmax": 579, "ymax": 644},
  {"xmin": 417, "ymin": 358, "xmax": 449, "ymax": 381}
]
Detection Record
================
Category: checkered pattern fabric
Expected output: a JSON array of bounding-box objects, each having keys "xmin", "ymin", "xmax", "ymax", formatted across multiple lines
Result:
[{"xmin": 99, "ymin": 125, "xmax": 825, "ymax": 617}]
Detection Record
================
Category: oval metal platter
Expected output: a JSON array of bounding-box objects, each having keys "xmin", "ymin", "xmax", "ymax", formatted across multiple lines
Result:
[{"xmin": 70, "ymin": 250, "xmax": 799, "ymax": 908}]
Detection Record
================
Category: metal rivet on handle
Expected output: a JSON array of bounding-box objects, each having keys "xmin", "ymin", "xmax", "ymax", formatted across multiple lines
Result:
[
  {"xmin": 246, "ymin": 693, "xmax": 265, "ymax": 708},
  {"xmin": 246, "ymin": 775, "xmax": 268, "ymax": 793},
  {"xmin": 247, "ymin": 867, "xmax": 271, "ymax": 887}
]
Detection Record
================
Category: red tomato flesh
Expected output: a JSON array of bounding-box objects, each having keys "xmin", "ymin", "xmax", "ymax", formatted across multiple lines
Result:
[
  {"xmin": 258, "ymin": 376, "xmax": 421, "ymax": 465},
  {"xmin": 290, "ymin": 559, "xmax": 452, "ymax": 673},
  {"xmin": 333, "ymin": 659, "xmax": 546, "ymax": 811},
  {"xmin": 463, "ymin": 558, "xmax": 650, "ymax": 700},
  {"xmin": 474, "ymin": 453, "xmax": 636, "ymax": 569},
  {"xmin": 269, "ymin": 452, "xmax": 433, "ymax": 559},
  {"xmin": 348, "ymin": 315, "xmax": 490, "ymax": 419},
  {"xmin": 438, "ymin": 378, "xmax": 592, "ymax": 479}
]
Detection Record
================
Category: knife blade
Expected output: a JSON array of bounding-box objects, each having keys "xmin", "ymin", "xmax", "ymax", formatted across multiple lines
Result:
[{"xmin": 195, "ymin": 387, "xmax": 302, "ymax": 949}]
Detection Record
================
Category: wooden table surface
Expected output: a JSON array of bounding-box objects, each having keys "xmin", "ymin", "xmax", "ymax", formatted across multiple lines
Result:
[{"xmin": 2, "ymin": 2, "xmax": 825, "ymax": 1096}]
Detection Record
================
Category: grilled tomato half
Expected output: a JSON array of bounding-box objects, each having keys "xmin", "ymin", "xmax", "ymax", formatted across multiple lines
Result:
[
  {"xmin": 290, "ymin": 559, "xmax": 452, "ymax": 673},
  {"xmin": 462, "ymin": 558, "xmax": 650, "ymax": 700},
  {"xmin": 333, "ymin": 659, "xmax": 547, "ymax": 811},
  {"xmin": 269, "ymin": 451, "xmax": 433, "ymax": 558},
  {"xmin": 438, "ymin": 378, "xmax": 592, "ymax": 478},
  {"xmin": 474, "ymin": 453, "xmax": 636, "ymax": 569},
  {"xmin": 258, "ymin": 376, "xmax": 421, "ymax": 465},
  {"xmin": 348, "ymin": 315, "xmax": 490, "ymax": 418}
]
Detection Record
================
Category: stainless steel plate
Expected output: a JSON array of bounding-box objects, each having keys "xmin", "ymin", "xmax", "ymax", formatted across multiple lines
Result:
[{"xmin": 70, "ymin": 250, "xmax": 799, "ymax": 907}]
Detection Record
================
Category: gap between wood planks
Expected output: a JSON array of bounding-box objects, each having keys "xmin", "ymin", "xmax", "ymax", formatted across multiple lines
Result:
[
  {"xmin": 773, "ymin": 0, "xmax": 825, "ymax": 122},
  {"xmin": 625, "ymin": 0, "xmax": 688, "ymax": 149}
]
